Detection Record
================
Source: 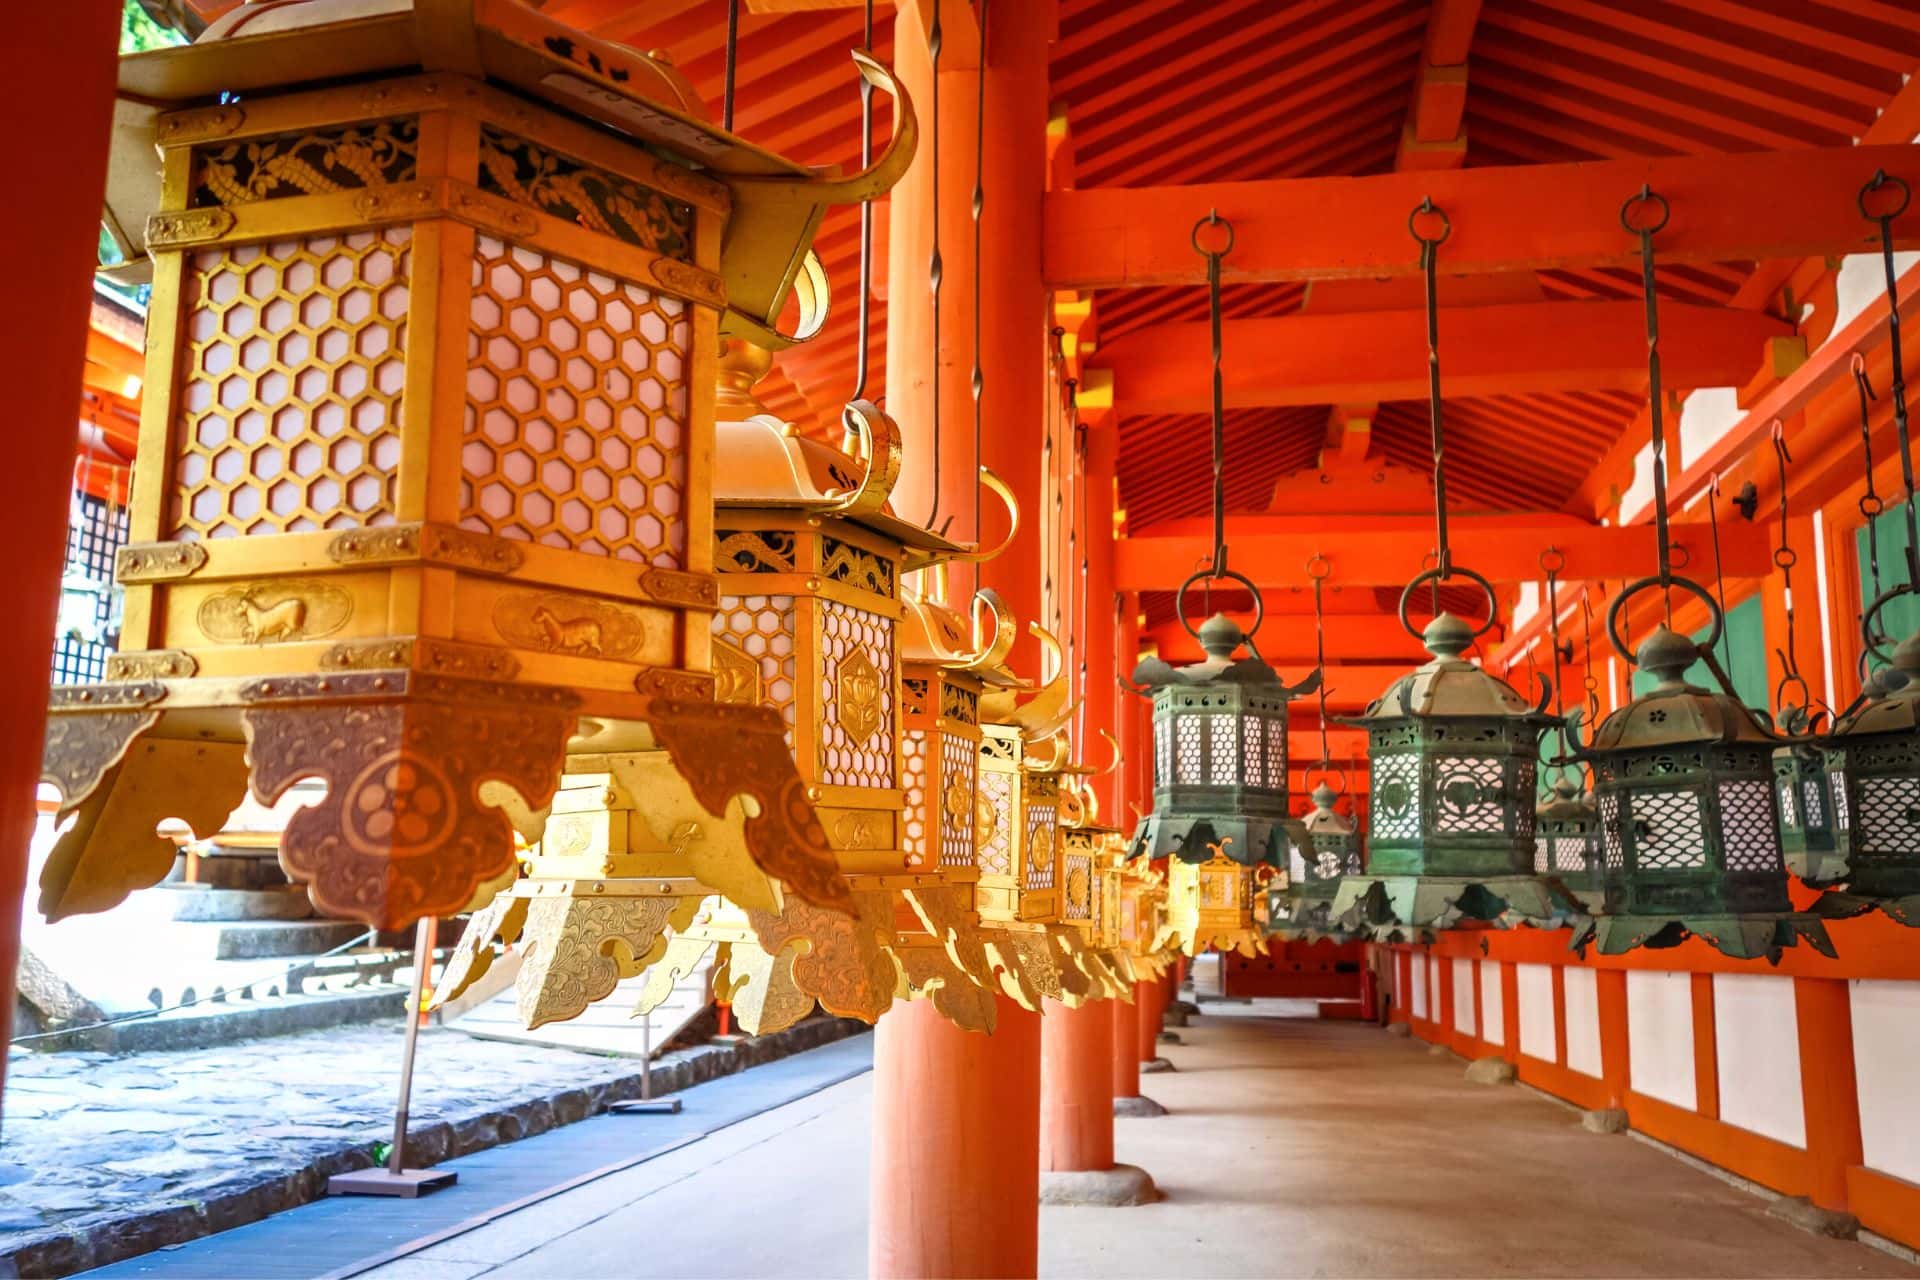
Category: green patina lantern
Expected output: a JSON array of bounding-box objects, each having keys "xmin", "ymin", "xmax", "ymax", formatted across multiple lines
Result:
[
  {"xmin": 1267, "ymin": 778, "xmax": 1362, "ymax": 938},
  {"xmin": 1535, "ymin": 774, "xmax": 1603, "ymax": 910},
  {"xmin": 1333, "ymin": 602, "xmax": 1566, "ymax": 933},
  {"xmin": 1572, "ymin": 620, "xmax": 1835, "ymax": 961},
  {"xmin": 1127, "ymin": 613, "xmax": 1315, "ymax": 871},
  {"xmin": 1774, "ymin": 705, "xmax": 1846, "ymax": 885},
  {"xmin": 1813, "ymin": 629, "xmax": 1920, "ymax": 924}
]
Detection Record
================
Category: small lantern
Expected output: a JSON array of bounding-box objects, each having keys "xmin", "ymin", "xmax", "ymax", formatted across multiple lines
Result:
[
  {"xmin": 1773, "ymin": 705, "xmax": 1845, "ymax": 885},
  {"xmin": 1812, "ymin": 627, "xmax": 1920, "ymax": 925},
  {"xmin": 1572, "ymin": 619, "xmax": 1834, "ymax": 960},
  {"xmin": 42, "ymin": 3, "xmax": 914, "ymax": 934},
  {"xmin": 1534, "ymin": 775, "xmax": 1604, "ymax": 910},
  {"xmin": 1333, "ymin": 594, "xmax": 1566, "ymax": 933},
  {"xmin": 1127, "ymin": 614, "xmax": 1315, "ymax": 869},
  {"xmin": 1267, "ymin": 779, "xmax": 1362, "ymax": 938},
  {"xmin": 1168, "ymin": 847, "xmax": 1272, "ymax": 957}
]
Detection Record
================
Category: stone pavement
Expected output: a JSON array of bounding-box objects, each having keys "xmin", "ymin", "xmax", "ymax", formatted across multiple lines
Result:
[{"xmin": 0, "ymin": 1015, "xmax": 863, "ymax": 1277}]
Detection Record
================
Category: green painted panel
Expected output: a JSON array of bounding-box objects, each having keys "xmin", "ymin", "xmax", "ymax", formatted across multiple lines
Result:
[{"xmin": 1854, "ymin": 506, "xmax": 1920, "ymax": 665}]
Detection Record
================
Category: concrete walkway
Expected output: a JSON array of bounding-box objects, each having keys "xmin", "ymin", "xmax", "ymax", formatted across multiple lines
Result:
[{"xmin": 359, "ymin": 1005, "xmax": 1917, "ymax": 1279}]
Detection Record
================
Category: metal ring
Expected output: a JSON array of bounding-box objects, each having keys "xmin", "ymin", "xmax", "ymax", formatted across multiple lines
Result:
[
  {"xmin": 1620, "ymin": 185, "xmax": 1671, "ymax": 236},
  {"xmin": 1304, "ymin": 762, "xmax": 1349, "ymax": 796},
  {"xmin": 1861, "ymin": 581, "xmax": 1916, "ymax": 665},
  {"xmin": 1862, "ymin": 494, "xmax": 1886, "ymax": 518},
  {"xmin": 1859, "ymin": 170, "xmax": 1912, "ymax": 222},
  {"xmin": 1605, "ymin": 574, "xmax": 1723, "ymax": 665},
  {"xmin": 1176, "ymin": 564, "xmax": 1264, "ymax": 641},
  {"xmin": 1667, "ymin": 542, "xmax": 1692, "ymax": 571},
  {"xmin": 1774, "ymin": 547, "xmax": 1798, "ymax": 571},
  {"xmin": 1538, "ymin": 546, "xmax": 1566, "ymax": 575},
  {"xmin": 1306, "ymin": 554, "xmax": 1331, "ymax": 581},
  {"xmin": 1407, "ymin": 197, "xmax": 1451, "ymax": 246},
  {"xmin": 1396, "ymin": 564, "xmax": 1499, "ymax": 642},
  {"xmin": 1190, "ymin": 211, "xmax": 1235, "ymax": 259}
]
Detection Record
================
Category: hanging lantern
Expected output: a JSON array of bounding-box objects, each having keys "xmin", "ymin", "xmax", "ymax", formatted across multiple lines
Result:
[
  {"xmin": 1268, "ymin": 778, "xmax": 1363, "ymax": 939},
  {"xmin": 1534, "ymin": 776, "xmax": 1604, "ymax": 910},
  {"xmin": 1332, "ymin": 201, "xmax": 1565, "ymax": 938},
  {"xmin": 1803, "ymin": 168, "xmax": 1920, "ymax": 928},
  {"xmin": 1055, "ymin": 738, "xmax": 1134, "ymax": 998},
  {"xmin": 1567, "ymin": 187, "xmax": 1832, "ymax": 963},
  {"xmin": 43, "ymin": 3, "xmax": 926, "ymax": 934},
  {"xmin": 1775, "ymin": 707, "xmax": 1845, "ymax": 885}
]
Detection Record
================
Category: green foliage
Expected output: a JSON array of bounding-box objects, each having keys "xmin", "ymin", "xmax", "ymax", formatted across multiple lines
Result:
[{"xmin": 121, "ymin": 1, "xmax": 187, "ymax": 54}]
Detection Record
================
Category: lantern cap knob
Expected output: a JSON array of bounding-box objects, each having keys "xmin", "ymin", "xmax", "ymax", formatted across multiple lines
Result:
[
  {"xmin": 1636, "ymin": 626, "xmax": 1697, "ymax": 686},
  {"xmin": 1551, "ymin": 775, "xmax": 1581, "ymax": 801},
  {"xmin": 1198, "ymin": 613, "xmax": 1245, "ymax": 660},
  {"xmin": 1422, "ymin": 611, "xmax": 1474, "ymax": 658},
  {"xmin": 1310, "ymin": 781, "xmax": 1336, "ymax": 810},
  {"xmin": 1893, "ymin": 627, "xmax": 1920, "ymax": 677}
]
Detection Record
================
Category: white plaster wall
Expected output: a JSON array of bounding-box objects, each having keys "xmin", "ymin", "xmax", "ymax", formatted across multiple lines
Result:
[
  {"xmin": 1628, "ymin": 970, "xmax": 1696, "ymax": 1111},
  {"xmin": 1480, "ymin": 962, "xmax": 1505, "ymax": 1046},
  {"xmin": 1852, "ymin": 979, "xmax": 1920, "ymax": 1185},
  {"xmin": 1453, "ymin": 958, "xmax": 1476, "ymax": 1035},
  {"xmin": 1564, "ymin": 966, "xmax": 1602, "ymax": 1078},
  {"xmin": 1517, "ymin": 964, "xmax": 1556, "ymax": 1063},
  {"xmin": 1713, "ymin": 974, "xmax": 1806, "ymax": 1148},
  {"xmin": 1678, "ymin": 386, "xmax": 1741, "ymax": 471},
  {"xmin": 1833, "ymin": 250, "xmax": 1920, "ymax": 333},
  {"xmin": 1410, "ymin": 953, "xmax": 1428, "ymax": 1020}
]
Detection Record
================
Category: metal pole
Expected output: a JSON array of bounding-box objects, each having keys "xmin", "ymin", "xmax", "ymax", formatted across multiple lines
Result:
[
  {"xmin": 389, "ymin": 916, "xmax": 433, "ymax": 1175},
  {"xmin": 640, "ymin": 1007, "xmax": 653, "ymax": 1102}
]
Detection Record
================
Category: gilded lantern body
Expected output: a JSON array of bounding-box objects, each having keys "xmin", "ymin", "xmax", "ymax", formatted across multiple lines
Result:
[
  {"xmin": 1576, "ymin": 628, "xmax": 1833, "ymax": 960},
  {"xmin": 1333, "ymin": 612, "xmax": 1562, "ymax": 932},
  {"xmin": 44, "ymin": 3, "xmax": 909, "ymax": 931}
]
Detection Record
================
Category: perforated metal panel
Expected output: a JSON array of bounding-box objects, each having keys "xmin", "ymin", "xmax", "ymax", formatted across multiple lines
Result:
[
  {"xmin": 1629, "ymin": 789, "xmax": 1707, "ymax": 871},
  {"xmin": 1371, "ymin": 753, "xmax": 1421, "ymax": 841},
  {"xmin": 1777, "ymin": 778, "xmax": 1800, "ymax": 830},
  {"xmin": 1175, "ymin": 718, "xmax": 1202, "ymax": 784},
  {"xmin": 1856, "ymin": 775, "xmax": 1920, "ymax": 856},
  {"xmin": 1433, "ymin": 756, "xmax": 1507, "ymax": 834},
  {"xmin": 1717, "ymin": 779, "xmax": 1780, "ymax": 872},
  {"xmin": 1241, "ymin": 716, "xmax": 1265, "ymax": 789},
  {"xmin": 902, "ymin": 728, "xmax": 928, "ymax": 863},
  {"xmin": 1206, "ymin": 714, "xmax": 1238, "ymax": 785},
  {"xmin": 1154, "ymin": 718, "xmax": 1171, "ymax": 786},
  {"xmin": 1600, "ymin": 791, "xmax": 1624, "ymax": 869},
  {"xmin": 818, "ymin": 600, "xmax": 895, "ymax": 789},
  {"xmin": 51, "ymin": 493, "xmax": 128, "ymax": 684},
  {"xmin": 1830, "ymin": 769, "xmax": 1851, "ymax": 831},
  {"xmin": 461, "ymin": 235, "xmax": 687, "ymax": 564},
  {"xmin": 174, "ymin": 231, "xmax": 409, "ymax": 538},
  {"xmin": 1025, "ymin": 796, "xmax": 1058, "ymax": 890},
  {"xmin": 979, "ymin": 769, "xmax": 1014, "ymax": 876},
  {"xmin": 940, "ymin": 734, "xmax": 977, "ymax": 869},
  {"xmin": 714, "ymin": 595, "xmax": 796, "ymax": 731}
]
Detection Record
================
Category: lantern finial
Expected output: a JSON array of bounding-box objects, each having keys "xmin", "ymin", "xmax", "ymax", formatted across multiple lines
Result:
[
  {"xmin": 1636, "ymin": 626, "xmax": 1698, "ymax": 687},
  {"xmin": 1422, "ymin": 612, "xmax": 1474, "ymax": 659},
  {"xmin": 1198, "ymin": 613, "xmax": 1243, "ymax": 660}
]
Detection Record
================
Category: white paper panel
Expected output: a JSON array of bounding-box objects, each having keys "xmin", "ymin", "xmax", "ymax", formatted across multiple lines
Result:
[
  {"xmin": 1853, "ymin": 979, "xmax": 1920, "ymax": 1185},
  {"xmin": 1713, "ymin": 974, "xmax": 1805, "ymax": 1148},
  {"xmin": 1517, "ymin": 963, "xmax": 1556, "ymax": 1062},
  {"xmin": 1628, "ymin": 970, "xmax": 1696, "ymax": 1111}
]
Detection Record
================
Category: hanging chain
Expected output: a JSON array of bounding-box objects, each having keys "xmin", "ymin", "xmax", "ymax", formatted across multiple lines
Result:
[
  {"xmin": 851, "ymin": 0, "xmax": 875, "ymax": 401},
  {"xmin": 1542, "ymin": 548, "xmax": 1568, "ymax": 773},
  {"xmin": 1706, "ymin": 472, "xmax": 1732, "ymax": 675},
  {"xmin": 1862, "ymin": 169, "xmax": 1919, "ymax": 593},
  {"xmin": 722, "ymin": 0, "xmax": 740, "ymax": 133},
  {"xmin": 1193, "ymin": 211, "xmax": 1234, "ymax": 574},
  {"xmin": 1624, "ymin": 184, "xmax": 1675, "ymax": 623},
  {"xmin": 924, "ymin": 0, "xmax": 945, "ymax": 531},
  {"xmin": 1769, "ymin": 421, "xmax": 1813, "ymax": 716},
  {"xmin": 971, "ymin": 0, "xmax": 989, "ymax": 542},
  {"xmin": 1309, "ymin": 556, "xmax": 1332, "ymax": 770},
  {"xmin": 1854, "ymin": 355, "xmax": 1887, "ymax": 647},
  {"xmin": 1412, "ymin": 198, "xmax": 1454, "ymax": 586},
  {"xmin": 1581, "ymin": 593, "xmax": 1600, "ymax": 726}
]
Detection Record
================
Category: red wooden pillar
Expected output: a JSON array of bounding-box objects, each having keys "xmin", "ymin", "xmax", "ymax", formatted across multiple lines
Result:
[
  {"xmin": 1597, "ymin": 968, "xmax": 1632, "ymax": 1111},
  {"xmin": 873, "ymin": 2, "xmax": 1054, "ymax": 1273},
  {"xmin": 870, "ymin": 997, "xmax": 1042, "ymax": 1278},
  {"xmin": 0, "ymin": 0, "xmax": 120, "ymax": 1113},
  {"xmin": 1135, "ymin": 978, "xmax": 1160, "ymax": 1061},
  {"xmin": 1794, "ymin": 977, "xmax": 1864, "ymax": 1215},
  {"xmin": 1111, "ymin": 990, "xmax": 1142, "ymax": 1098}
]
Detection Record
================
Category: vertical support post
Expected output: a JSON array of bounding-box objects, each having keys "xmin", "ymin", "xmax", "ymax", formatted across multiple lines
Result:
[
  {"xmin": 1597, "ymin": 968, "xmax": 1632, "ymax": 1111},
  {"xmin": 388, "ymin": 917, "xmax": 434, "ymax": 1174},
  {"xmin": 1040, "ymin": 1001, "xmax": 1115, "ymax": 1171},
  {"xmin": 873, "ymin": 1, "xmax": 1055, "ymax": 1270},
  {"xmin": 0, "ymin": 0, "xmax": 119, "ymax": 1119},
  {"xmin": 1691, "ymin": 973, "xmax": 1720, "ymax": 1122},
  {"xmin": 870, "ymin": 996, "xmax": 1042, "ymax": 1278},
  {"xmin": 1501, "ymin": 960, "xmax": 1521, "ymax": 1064},
  {"xmin": 1795, "ymin": 976, "xmax": 1864, "ymax": 1215}
]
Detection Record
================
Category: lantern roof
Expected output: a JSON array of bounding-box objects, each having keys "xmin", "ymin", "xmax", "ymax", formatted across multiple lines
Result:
[
  {"xmin": 1129, "ymin": 614, "xmax": 1314, "ymax": 694},
  {"xmin": 1830, "ymin": 628, "xmax": 1920, "ymax": 738},
  {"xmin": 1584, "ymin": 626, "xmax": 1779, "ymax": 752},
  {"xmin": 1354, "ymin": 611, "xmax": 1550, "ymax": 724},
  {"xmin": 1302, "ymin": 784, "xmax": 1355, "ymax": 837},
  {"xmin": 1535, "ymin": 776, "xmax": 1595, "ymax": 823}
]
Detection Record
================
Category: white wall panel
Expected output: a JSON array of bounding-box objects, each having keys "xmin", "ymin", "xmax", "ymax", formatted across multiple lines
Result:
[
  {"xmin": 1480, "ymin": 962, "xmax": 1506, "ymax": 1045},
  {"xmin": 1564, "ymin": 966, "xmax": 1602, "ymax": 1078},
  {"xmin": 1713, "ymin": 974, "xmax": 1805, "ymax": 1148},
  {"xmin": 1410, "ymin": 953, "xmax": 1428, "ymax": 1020},
  {"xmin": 1628, "ymin": 970, "xmax": 1696, "ymax": 1111},
  {"xmin": 1452, "ymin": 958, "xmax": 1476, "ymax": 1035},
  {"xmin": 1517, "ymin": 964, "xmax": 1556, "ymax": 1063},
  {"xmin": 1853, "ymin": 979, "xmax": 1920, "ymax": 1185}
]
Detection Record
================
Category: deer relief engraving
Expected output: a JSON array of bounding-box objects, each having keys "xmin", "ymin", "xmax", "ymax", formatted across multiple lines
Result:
[
  {"xmin": 492, "ymin": 591, "xmax": 647, "ymax": 659},
  {"xmin": 532, "ymin": 605, "xmax": 603, "ymax": 655},
  {"xmin": 196, "ymin": 581, "xmax": 351, "ymax": 645}
]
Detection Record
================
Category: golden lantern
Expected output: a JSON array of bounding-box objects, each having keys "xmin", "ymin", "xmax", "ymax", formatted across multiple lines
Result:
[
  {"xmin": 43, "ymin": 2, "xmax": 916, "ymax": 933},
  {"xmin": 1058, "ymin": 767, "xmax": 1139, "ymax": 1000},
  {"xmin": 1165, "ymin": 845, "xmax": 1276, "ymax": 958}
]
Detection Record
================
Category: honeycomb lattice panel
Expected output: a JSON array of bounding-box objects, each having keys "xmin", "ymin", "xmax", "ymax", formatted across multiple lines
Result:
[
  {"xmin": 1830, "ymin": 770, "xmax": 1850, "ymax": 832},
  {"xmin": 1175, "ymin": 718, "xmax": 1202, "ymax": 785},
  {"xmin": 1371, "ymin": 753, "xmax": 1421, "ymax": 841},
  {"xmin": 940, "ymin": 733, "xmax": 977, "ymax": 869},
  {"xmin": 1266, "ymin": 719, "xmax": 1287, "ymax": 790},
  {"xmin": 902, "ymin": 728, "xmax": 928, "ymax": 864},
  {"xmin": 1800, "ymin": 778, "xmax": 1825, "ymax": 829},
  {"xmin": 174, "ymin": 231, "xmax": 409, "ymax": 538},
  {"xmin": 462, "ymin": 235, "xmax": 687, "ymax": 564},
  {"xmin": 979, "ymin": 769, "xmax": 1014, "ymax": 876},
  {"xmin": 1777, "ymin": 779, "xmax": 1799, "ymax": 829},
  {"xmin": 1241, "ymin": 717, "xmax": 1266, "ymax": 789},
  {"xmin": 714, "ymin": 595, "xmax": 796, "ymax": 731},
  {"xmin": 1153, "ymin": 719, "xmax": 1171, "ymax": 788},
  {"xmin": 1600, "ymin": 792, "xmax": 1624, "ymax": 869},
  {"xmin": 1206, "ymin": 715, "xmax": 1238, "ymax": 785},
  {"xmin": 819, "ymin": 601, "xmax": 895, "ymax": 789},
  {"xmin": 1025, "ymin": 799, "xmax": 1059, "ymax": 890}
]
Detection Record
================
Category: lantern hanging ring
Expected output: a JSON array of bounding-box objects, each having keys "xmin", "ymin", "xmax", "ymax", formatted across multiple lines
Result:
[
  {"xmin": 1408, "ymin": 196, "xmax": 1451, "ymax": 246},
  {"xmin": 1858, "ymin": 168, "xmax": 1911, "ymax": 221},
  {"xmin": 1605, "ymin": 574, "xmax": 1724, "ymax": 664},
  {"xmin": 1398, "ymin": 564, "xmax": 1500, "ymax": 641},
  {"xmin": 1619, "ymin": 184, "xmax": 1671, "ymax": 236},
  {"xmin": 1304, "ymin": 761, "xmax": 1350, "ymax": 796}
]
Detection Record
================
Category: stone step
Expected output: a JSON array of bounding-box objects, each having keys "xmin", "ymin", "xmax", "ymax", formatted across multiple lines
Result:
[
  {"xmin": 28, "ymin": 984, "xmax": 413, "ymax": 1054},
  {"xmin": 152, "ymin": 883, "xmax": 314, "ymax": 923},
  {"xmin": 212, "ymin": 921, "xmax": 368, "ymax": 961}
]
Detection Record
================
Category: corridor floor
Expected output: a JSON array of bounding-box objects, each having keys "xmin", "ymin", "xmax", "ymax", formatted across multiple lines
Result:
[{"xmin": 361, "ymin": 1007, "xmax": 1917, "ymax": 1279}]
